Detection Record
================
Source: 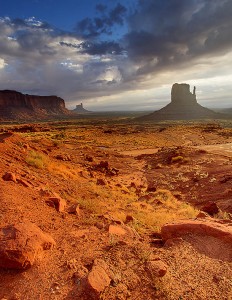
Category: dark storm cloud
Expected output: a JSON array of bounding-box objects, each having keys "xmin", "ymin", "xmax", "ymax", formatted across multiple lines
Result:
[
  {"xmin": 124, "ymin": 0, "xmax": 232, "ymax": 70},
  {"xmin": 60, "ymin": 40, "xmax": 124, "ymax": 55},
  {"xmin": 75, "ymin": 3, "xmax": 127, "ymax": 38},
  {"xmin": 0, "ymin": 0, "xmax": 232, "ymax": 108}
]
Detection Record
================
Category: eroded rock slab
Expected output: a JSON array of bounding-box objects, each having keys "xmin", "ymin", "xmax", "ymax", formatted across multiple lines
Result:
[
  {"xmin": 0, "ymin": 221, "xmax": 56, "ymax": 269},
  {"xmin": 161, "ymin": 219, "xmax": 232, "ymax": 261}
]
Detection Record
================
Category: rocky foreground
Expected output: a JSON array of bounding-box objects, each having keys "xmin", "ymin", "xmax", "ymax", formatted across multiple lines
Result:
[{"xmin": 0, "ymin": 122, "xmax": 232, "ymax": 299}]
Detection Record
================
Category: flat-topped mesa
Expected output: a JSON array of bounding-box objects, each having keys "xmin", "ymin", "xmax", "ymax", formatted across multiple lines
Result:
[
  {"xmin": 171, "ymin": 83, "xmax": 197, "ymax": 105},
  {"xmin": 0, "ymin": 90, "xmax": 69, "ymax": 120}
]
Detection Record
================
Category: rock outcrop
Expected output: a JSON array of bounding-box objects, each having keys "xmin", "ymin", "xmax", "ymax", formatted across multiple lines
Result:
[
  {"xmin": 0, "ymin": 90, "xmax": 70, "ymax": 120},
  {"xmin": 139, "ymin": 83, "xmax": 229, "ymax": 121},
  {"xmin": 72, "ymin": 103, "xmax": 91, "ymax": 114},
  {"xmin": 161, "ymin": 219, "xmax": 232, "ymax": 261},
  {"xmin": 0, "ymin": 221, "xmax": 56, "ymax": 269}
]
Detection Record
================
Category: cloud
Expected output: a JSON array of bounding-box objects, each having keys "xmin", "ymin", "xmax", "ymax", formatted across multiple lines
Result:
[
  {"xmin": 0, "ymin": 0, "xmax": 232, "ymax": 110},
  {"xmin": 125, "ymin": 0, "xmax": 232, "ymax": 67},
  {"xmin": 75, "ymin": 3, "xmax": 127, "ymax": 38},
  {"xmin": 0, "ymin": 58, "xmax": 7, "ymax": 69}
]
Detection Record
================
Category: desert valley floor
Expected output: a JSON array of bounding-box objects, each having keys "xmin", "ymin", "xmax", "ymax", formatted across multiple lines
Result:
[{"xmin": 0, "ymin": 120, "xmax": 232, "ymax": 299}]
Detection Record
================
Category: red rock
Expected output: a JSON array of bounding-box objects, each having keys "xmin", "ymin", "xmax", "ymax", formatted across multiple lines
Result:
[
  {"xmin": 125, "ymin": 215, "xmax": 134, "ymax": 223},
  {"xmin": 98, "ymin": 161, "xmax": 109, "ymax": 169},
  {"xmin": 146, "ymin": 183, "xmax": 157, "ymax": 192},
  {"xmin": 67, "ymin": 204, "xmax": 81, "ymax": 216},
  {"xmin": 146, "ymin": 260, "xmax": 168, "ymax": 277},
  {"xmin": 97, "ymin": 178, "xmax": 107, "ymax": 186},
  {"xmin": 196, "ymin": 211, "xmax": 210, "ymax": 218},
  {"xmin": 201, "ymin": 202, "xmax": 219, "ymax": 216},
  {"xmin": 16, "ymin": 178, "xmax": 32, "ymax": 188},
  {"xmin": 2, "ymin": 172, "xmax": 17, "ymax": 183},
  {"xmin": 161, "ymin": 219, "xmax": 232, "ymax": 244},
  {"xmin": 109, "ymin": 225, "xmax": 126, "ymax": 236},
  {"xmin": 0, "ymin": 221, "xmax": 55, "ymax": 269},
  {"xmin": 55, "ymin": 154, "xmax": 71, "ymax": 161},
  {"xmin": 46, "ymin": 197, "xmax": 66, "ymax": 212},
  {"xmin": 86, "ymin": 263, "xmax": 111, "ymax": 296}
]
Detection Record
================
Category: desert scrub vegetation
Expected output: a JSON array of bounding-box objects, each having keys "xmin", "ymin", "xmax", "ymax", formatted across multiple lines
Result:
[
  {"xmin": 26, "ymin": 150, "xmax": 48, "ymax": 169},
  {"xmin": 128, "ymin": 189, "xmax": 198, "ymax": 233}
]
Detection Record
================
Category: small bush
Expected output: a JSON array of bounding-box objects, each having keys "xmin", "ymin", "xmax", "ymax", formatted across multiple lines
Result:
[
  {"xmin": 171, "ymin": 155, "xmax": 184, "ymax": 163},
  {"xmin": 26, "ymin": 151, "xmax": 48, "ymax": 169}
]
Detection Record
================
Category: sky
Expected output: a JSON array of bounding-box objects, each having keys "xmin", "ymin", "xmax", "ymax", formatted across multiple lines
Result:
[{"xmin": 0, "ymin": 0, "xmax": 231, "ymax": 111}]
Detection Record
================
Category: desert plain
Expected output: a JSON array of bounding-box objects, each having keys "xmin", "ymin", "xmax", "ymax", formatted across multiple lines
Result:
[{"xmin": 0, "ymin": 118, "xmax": 232, "ymax": 300}]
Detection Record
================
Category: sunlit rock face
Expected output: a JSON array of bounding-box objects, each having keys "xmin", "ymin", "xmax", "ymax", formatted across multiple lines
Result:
[
  {"xmin": 0, "ymin": 90, "xmax": 69, "ymax": 120},
  {"xmin": 139, "ymin": 83, "xmax": 224, "ymax": 121}
]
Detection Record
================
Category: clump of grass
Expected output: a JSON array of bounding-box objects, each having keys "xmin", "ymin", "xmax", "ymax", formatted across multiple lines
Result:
[
  {"xmin": 77, "ymin": 197, "xmax": 104, "ymax": 214},
  {"xmin": 171, "ymin": 155, "xmax": 184, "ymax": 163},
  {"xmin": 129, "ymin": 189, "xmax": 198, "ymax": 233},
  {"xmin": 26, "ymin": 150, "xmax": 48, "ymax": 169}
]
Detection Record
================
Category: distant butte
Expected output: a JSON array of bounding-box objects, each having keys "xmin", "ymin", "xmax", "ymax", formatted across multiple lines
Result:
[
  {"xmin": 72, "ymin": 103, "xmax": 91, "ymax": 114},
  {"xmin": 0, "ymin": 90, "xmax": 70, "ymax": 121},
  {"xmin": 139, "ymin": 83, "xmax": 228, "ymax": 121}
]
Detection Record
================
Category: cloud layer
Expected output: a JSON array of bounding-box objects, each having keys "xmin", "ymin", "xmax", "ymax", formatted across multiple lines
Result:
[{"xmin": 0, "ymin": 0, "xmax": 232, "ymax": 110}]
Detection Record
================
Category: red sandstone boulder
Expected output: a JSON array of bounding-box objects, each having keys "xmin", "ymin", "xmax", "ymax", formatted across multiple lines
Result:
[
  {"xmin": 201, "ymin": 202, "xmax": 219, "ymax": 216},
  {"xmin": 146, "ymin": 260, "xmax": 168, "ymax": 277},
  {"xmin": 46, "ymin": 196, "xmax": 66, "ymax": 212},
  {"xmin": 85, "ymin": 260, "xmax": 111, "ymax": 297},
  {"xmin": 0, "ymin": 221, "xmax": 56, "ymax": 269},
  {"xmin": 67, "ymin": 204, "xmax": 81, "ymax": 216},
  {"xmin": 2, "ymin": 172, "xmax": 17, "ymax": 183},
  {"xmin": 161, "ymin": 219, "xmax": 232, "ymax": 244}
]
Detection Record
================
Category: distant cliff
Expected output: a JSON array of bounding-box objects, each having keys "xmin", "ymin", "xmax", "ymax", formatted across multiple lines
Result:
[
  {"xmin": 139, "ymin": 83, "xmax": 229, "ymax": 121},
  {"xmin": 0, "ymin": 90, "xmax": 70, "ymax": 120}
]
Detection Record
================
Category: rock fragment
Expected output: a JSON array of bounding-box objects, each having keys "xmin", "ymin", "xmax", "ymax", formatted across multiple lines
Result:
[{"xmin": 0, "ymin": 221, "xmax": 55, "ymax": 269}]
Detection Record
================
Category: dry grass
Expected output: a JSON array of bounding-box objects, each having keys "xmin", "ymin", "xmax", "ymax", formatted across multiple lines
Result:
[
  {"xmin": 26, "ymin": 150, "xmax": 48, "ymax": 169},
  {"xmin": 129, "ymin": 189, "xmax": 198, "ymax": 233}
]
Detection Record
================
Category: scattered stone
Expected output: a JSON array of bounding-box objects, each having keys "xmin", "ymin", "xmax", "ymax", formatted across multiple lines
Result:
[
  {"xmin": 95, "ymin": 222, "xmax": 104, "ymax": 230},
  {"xmin": 67, "ymin": 204, "xmax": 81, "ymax": 216},
  {"xmin": 55, "ymin": 154, "xmax": 71, "ymax": 161},
  {"xmin": 109, "ymin": 225, "xmax": 127, "ymax": 236},
  {"xmin": 196, "ymin": 211, "xmax": 210, "ymax": 218},
  {"xmin": 0, "ymin": 221, "xmax": 55, "ymax": 269},
  {"xmin": 85, "ymin": 155, "xmax": 93, "ymax": 162},
  {"xmin": 17, "ymin": 178, "xmax": 32, "ymax": 188},
  {"xmin": 202, "ymin": 202, "xmax": 219, "ymax": 216},
  {"xmin": 79, "ymin": 170, "xmax": 89, "ymax": 178},
  {"xmin": 85, "ymin": 261, "xmax": 111, "ymax": 296},
  {"xmin": 97, "ymin": 178, "xmax": 107, "ymax": 186},
  {"xmin": 146, "ymin": 260, "xmax": 168, "ymax": 277},
  {"xmin": 46, "ymin": 196, "xmax": 66, "ymax": 212},
  {"xmin": 23, "ymin": 144, "xmax": 30, "ymax": 150},
  {"xmin": 151, "ymin": 238, "xmax": 164, "ymax": 246},
  {"xmin": 146, "ymin": 183, "xmax": 157, "ymax": 192},
  {"xmin": 98, "ymin": 161, "xmax": 109, "ymax": 170},
  {"xmin": 125, "ymin": 215, "xmax": 134, "ymax": 224},
  {"xmin": 2, "ymin": 172, "xmax": 17, "ymax": 183},
  {"xmin": 220, "ymin": 175, "xmax": 232, "ymax": 184}
]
